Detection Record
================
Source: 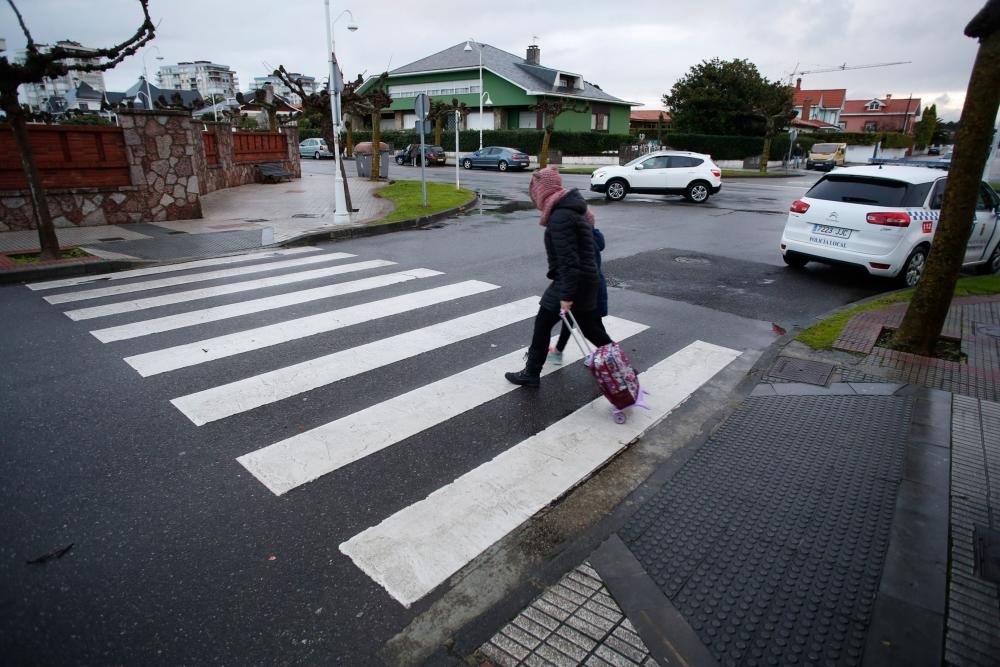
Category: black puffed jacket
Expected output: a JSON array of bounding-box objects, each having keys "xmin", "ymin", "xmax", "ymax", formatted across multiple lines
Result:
[{"xmin": 540, "ymin": 189, "xmax": 600, "ymax": 313}]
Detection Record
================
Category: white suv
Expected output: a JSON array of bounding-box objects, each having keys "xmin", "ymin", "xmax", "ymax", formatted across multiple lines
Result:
[
  {"xmin": 780, "ymin": 165, "xmax": 1000, "ymax": 286},
  {"xmin": 590, "ymin": 151, "xmax": 722, "ymax": 204}
]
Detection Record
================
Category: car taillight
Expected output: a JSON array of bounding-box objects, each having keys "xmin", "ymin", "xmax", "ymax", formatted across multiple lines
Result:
[
  {"xmin": 790, "ymin": 200, "xmax": 810, "ymax": 214},
  {"xmin": 866, "ymin": 212, "xmax": 911, "ymax": 227},
  {"xmin": 711, "ymin": 169, "xmax": 721, "ymax": 178}
]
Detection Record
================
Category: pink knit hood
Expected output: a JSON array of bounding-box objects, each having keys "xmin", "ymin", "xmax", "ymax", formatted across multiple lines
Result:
[{"xmin": 529, "ymin": 166, "xmax": 596, "ymax": 227}]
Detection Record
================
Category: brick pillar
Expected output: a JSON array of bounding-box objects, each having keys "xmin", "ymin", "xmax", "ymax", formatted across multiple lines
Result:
[{"xmin": 281, "ymin": 125, "xmax": 301, "ymax": 177}]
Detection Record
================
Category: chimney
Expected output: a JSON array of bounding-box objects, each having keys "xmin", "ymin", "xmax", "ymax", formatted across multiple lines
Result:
[
  {"xmin": 796, "ymin": 78, "xmax": 802, "ymax": 90},
  {"xmin": 801, "ymin": 98, "xmax": 812, "ymax": 121},
  {"xmin": 885, "ymin": 93, "xmax": 892, "ymax": 101},
  {"xmin": 526, "ymin": 44, "xmax": 540, "ymax": 65}
]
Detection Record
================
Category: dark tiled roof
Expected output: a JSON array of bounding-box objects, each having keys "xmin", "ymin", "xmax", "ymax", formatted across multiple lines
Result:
[{"xmin": 388, "ymin": 42, "xmax": 633, "ymax": 105}]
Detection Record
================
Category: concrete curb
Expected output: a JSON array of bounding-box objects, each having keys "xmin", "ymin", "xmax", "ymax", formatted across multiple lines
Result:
[{"xmin": 0, "ymin": 191, "xmax": 479, "ymax": 286}]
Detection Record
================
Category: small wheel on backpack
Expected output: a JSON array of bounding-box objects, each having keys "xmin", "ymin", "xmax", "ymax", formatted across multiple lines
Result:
[{"xmin": 613, "ymin": 412, "xmax": 627, "ymax": 424}]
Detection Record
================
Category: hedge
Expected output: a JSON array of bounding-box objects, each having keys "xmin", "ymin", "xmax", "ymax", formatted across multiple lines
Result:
[{"xmin": 299, "ymin": 127, "xmax": 913, "ymax": 159}]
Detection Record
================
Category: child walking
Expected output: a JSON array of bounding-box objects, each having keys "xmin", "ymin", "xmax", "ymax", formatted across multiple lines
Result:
[{"xmin": 547, "ymin": 225, "xmax": 607, "ymax": 365}]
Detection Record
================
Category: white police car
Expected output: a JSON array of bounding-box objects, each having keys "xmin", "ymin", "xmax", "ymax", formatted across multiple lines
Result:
[{"xmin": 780, "ymin": 165, "xmax": 1000, "ymax": 286}]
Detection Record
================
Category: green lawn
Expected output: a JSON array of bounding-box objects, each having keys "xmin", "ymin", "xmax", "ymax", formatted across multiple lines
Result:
[
  {"xmin": 797, "ymin": 273, "xmax": 1000, "ymax": 350},
  {"xmin": 8, "ymin": 247, "xmax": 93, "ymax": 265},
  {"xmin": 374, "ymin": 181, "xmax": 476, "ymax": 224}
]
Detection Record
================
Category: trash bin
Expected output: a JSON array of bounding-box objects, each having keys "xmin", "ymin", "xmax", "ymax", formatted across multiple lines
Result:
[{"xmin": 354, "ymin": 141, "xmax": 390, "ymax": 178}]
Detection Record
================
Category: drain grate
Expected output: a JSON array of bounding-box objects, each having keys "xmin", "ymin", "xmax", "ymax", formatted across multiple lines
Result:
[
  {"xmin": 291, "ymin": 213, "xmax": 321, "ymax": 219},
  {"xmin": 768, "ymin": 356, "xmax": 835, "ymax": 386},
  {"xmin": 974, "ymin": 525, "xmax": 1000, "ymax": 584},
  {"xmin": 97, "ymin": 237, "xmax": 125, "ymax": 242}
]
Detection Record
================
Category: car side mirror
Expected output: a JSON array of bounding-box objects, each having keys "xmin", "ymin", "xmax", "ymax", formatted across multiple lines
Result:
[{"xmin": 635, "ymin": 164, "xmax": 644, "ymax": 171}]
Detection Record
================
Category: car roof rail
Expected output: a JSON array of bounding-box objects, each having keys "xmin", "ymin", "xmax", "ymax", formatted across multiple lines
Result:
[{"xmin": 868, "ymin": 158, "xmax": 950, "ymax": 171}]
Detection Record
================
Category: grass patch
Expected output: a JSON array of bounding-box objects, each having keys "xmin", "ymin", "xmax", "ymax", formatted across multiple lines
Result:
[
  {"xmin": 374, "ymin": 180, "xmax": 476, "ymax": 224},
  {"xmin": 796, "ymin": 273, "xmax": 1000, "ymax": 350},
  {"xmin": 7, "ymin": 247, "xmax": 93, "ymax": 265},
  {"xmin": 557, "ymin": 167, "xmax": 597, "ymax": 175},
  {"xmin": 721, "ymin": 169, "xmax": 802, "ymax": 178}
]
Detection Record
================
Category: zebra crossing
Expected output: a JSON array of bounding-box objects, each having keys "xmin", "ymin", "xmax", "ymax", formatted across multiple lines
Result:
[{"xmin": 27, "ymin": 246, "xmax": 742, "ymax": 609}]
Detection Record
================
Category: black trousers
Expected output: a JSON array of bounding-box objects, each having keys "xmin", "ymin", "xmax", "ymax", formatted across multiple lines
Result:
[{"xmin": 530, "ymin": 307, "xmax": 611, "ymax": 362}]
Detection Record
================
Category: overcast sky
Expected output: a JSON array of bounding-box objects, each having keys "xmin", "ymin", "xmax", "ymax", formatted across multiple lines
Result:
[{"xmin": 2, "ymin": 0, "xmax": 989, "ymax": 121}]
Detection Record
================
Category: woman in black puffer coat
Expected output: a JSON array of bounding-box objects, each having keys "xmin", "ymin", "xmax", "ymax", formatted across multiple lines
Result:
[{"xmin": 505, "ymin": 167, "xmax": 613, "ymax": 387}]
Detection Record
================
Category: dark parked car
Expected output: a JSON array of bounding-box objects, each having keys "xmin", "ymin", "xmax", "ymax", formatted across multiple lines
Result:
[
  {"xmin": 395, "ymin": 144, "xmax": 447, "ymax": 166},
  {"xmin": 461, "ymin": 146, "xmax": 531, "ymax": 172}
]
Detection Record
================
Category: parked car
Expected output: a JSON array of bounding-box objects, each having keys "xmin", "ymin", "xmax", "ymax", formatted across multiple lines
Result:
[
  {"xmin": 395, "ymin": 144, "xmax": 447, "ymax": 166},
  {"xmin": 461, "ymin": 146, "xmax": 530, "ymax": 171},
  {"xmin": 589, "ymin": 151, "xmax": 722, "ymax": 204},
  {"xmin": 927, "ymin": 146, "xmax": 941, "ymax": 156},
  {"xmin": 806, "ymin": 142, "xmax": 847, "ymax": 171},
  {"xmin": 299, "ymin": 138, "xmax": 333, "ymax": 160},
  {"xmin": 780, "ymin": 165, "xmax": 1000, "ymax": 286}
]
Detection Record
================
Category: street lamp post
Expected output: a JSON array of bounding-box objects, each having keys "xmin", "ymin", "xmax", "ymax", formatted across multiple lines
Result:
[
  {"xmin": 141, "ymin": 46, "xmax": 163, "ymax": 110},
  {"xmin": 324, "ymin": 3, "xmax": 358, "ymax": 225},
  {"xmin": 464, "ymin": 39, "xmax": 490, "ymax": 150}
]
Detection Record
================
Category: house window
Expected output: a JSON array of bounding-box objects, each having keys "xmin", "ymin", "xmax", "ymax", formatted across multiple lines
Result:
[
  {"xmin": 864, "ymin": 121, "xmax": 878, "ymax": 132},
  {"xmin": 591, "ymin": 113, "xmax": 608, "ymax": 132},
  {"xmin": 866, "ymin": 100, "xmax": 881, "ymax": 111}
]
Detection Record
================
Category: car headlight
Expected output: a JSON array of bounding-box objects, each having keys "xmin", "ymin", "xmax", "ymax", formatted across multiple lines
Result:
[{"xmin": 593, "ymin": 170, "xmax": 606, "ymax": 179}]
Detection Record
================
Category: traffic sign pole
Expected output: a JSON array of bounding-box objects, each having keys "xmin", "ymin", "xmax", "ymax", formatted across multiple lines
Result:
[{"xmin": 415, "ymin": 93, "xmax": 428, "ymax": 208}]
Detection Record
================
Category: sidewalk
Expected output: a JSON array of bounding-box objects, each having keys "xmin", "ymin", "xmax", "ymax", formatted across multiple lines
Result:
[
  {"xmin": 0, "ymin": 171, "xmax": 392, "ymax": 267},
  {"xmin": 477, "ymin": 296, "xmax": 1000, "ymax": 667}
]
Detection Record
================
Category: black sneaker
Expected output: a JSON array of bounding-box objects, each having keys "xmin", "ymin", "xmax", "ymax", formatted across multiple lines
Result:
[{"xmin": 504, "ymin": 369, "xmax": 540, "ymax": 387}]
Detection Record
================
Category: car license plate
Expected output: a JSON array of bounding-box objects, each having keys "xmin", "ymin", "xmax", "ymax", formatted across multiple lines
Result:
[{"xmin": 812, "ymin": 224, "xmax": 851, "ymax": 239}]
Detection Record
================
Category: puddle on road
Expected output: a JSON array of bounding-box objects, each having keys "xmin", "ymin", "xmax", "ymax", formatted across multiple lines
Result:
[{"xmin": 455, "ymin": 193, "xmax": 536, "ymax": 219}]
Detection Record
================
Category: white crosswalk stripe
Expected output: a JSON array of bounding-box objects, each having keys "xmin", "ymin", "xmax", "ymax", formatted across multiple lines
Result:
[
  {"xmin": 64, "ymin": 259, "xmax": 397, "ymax": 321},
  {"xmin": 339, "ymin": 341, "xmax": 741, "ymax": 607},
  {"xmin": 27, "ymin": 248, "xmax": 745, "ymax": 612},
  {"xmin": 25, "ymin": 246, "xmax": 321, "ymax": 291},
  {"xmin": 90, "ymin": 268, "xmax": 443, "ymax": 342},
  {"xmin": 235, "ymin": 317, "xmax": 648, "ymax": 496},
  {"xmin": 43, "ymin": 251, "xmax": 356, "ymax": 304},
  {"xmin": 123, "ymin": 280, "xmax": 500, "ymax": 377},
  {"xmin": 171, "ymin": 296, "xmax": 541, "ymax": 426}
]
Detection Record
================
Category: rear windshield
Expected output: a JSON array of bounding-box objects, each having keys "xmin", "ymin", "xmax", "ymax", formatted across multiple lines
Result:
[
  {"xmin": 811, "ymin": 144, "xmax": 841, "ymax": 153},
  {"xmin": 431, "ymin": 146, "xmax": 444, "ymax": 151},
  {"xmin": 806, "ymin": 175, "xmax": 933, "ymax": 207}
]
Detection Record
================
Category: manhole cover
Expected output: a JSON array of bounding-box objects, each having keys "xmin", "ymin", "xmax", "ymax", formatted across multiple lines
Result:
[
  {"xmin": 768, "ymin": 356, "xmax": 835, "ymax": 386},
  {"xmin": 974, "ymin": 525, "xmax": 1000, "ymax": 584},
  {"xmin": 975, "ymin": 323, "xmax": 1000, "ymax": 339},
  {"xmin": 674, "ymin": 256, "xmax": 710, "ymax": 264}
]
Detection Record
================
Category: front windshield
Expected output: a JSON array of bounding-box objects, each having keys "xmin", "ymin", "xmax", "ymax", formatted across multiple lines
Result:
[{"xmin": 812, "ymin": 144, "xmax": 841, "ymax": 153}]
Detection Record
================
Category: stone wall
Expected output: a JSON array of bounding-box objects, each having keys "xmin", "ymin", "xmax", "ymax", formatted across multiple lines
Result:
[{"xmin": 0, "ymin": 112, "xmax": 300, "ymax": 232}]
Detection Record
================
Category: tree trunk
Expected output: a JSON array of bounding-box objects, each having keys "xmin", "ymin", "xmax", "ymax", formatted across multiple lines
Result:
[
  {"xmin": 891, "ymin": 26, "xmax": 1000, "ymax": 355},
  {"xmin": 6, "ymin": 103, "xmax": 61, "ymax": 259},
  {"xmin": 345, "ymin": 120, "xmax": 354, "ymax": 158},
  {"xmin": 539, "ymin": 129, "xmax": 552, "ymax": 169},
  {"xmin": 434, "ymin": 118, "xmax": 443, "ymax": 147},
  {"xmin": 759, "ymin": 135, "xmax": 771, "ymax": 174},
  {"xmin": 371, "ymin": 112, "xmax": 381, "ymax": 181}
]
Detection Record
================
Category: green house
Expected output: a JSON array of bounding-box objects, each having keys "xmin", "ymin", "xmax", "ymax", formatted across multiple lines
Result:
[{"xmin": 357, "ymin": 41, "xmax": 635, "ymax": 135}]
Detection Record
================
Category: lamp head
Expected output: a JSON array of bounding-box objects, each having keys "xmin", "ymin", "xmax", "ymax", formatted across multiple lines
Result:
[
  {"xmin": 463, "ymin": 40, "xmax": 472, "ymax": 51},
  {"xmin": 347, "ymin": 23, "xmax": 358, "ymax": 31},
  {"xmin": 483, "ymin": 92, "xmax": 493, "ymax": 106}
]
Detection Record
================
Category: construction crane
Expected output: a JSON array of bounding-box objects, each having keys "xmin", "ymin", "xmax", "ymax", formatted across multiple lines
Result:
[{"xmin": 787, "ymin": 61, "xmax": 911, "ymax": 85}]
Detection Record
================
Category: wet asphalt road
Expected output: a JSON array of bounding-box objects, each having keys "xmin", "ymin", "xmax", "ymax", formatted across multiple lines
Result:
[{"xmin": 0, "ymin": 162, "xmax": 899, "ymax": 666}]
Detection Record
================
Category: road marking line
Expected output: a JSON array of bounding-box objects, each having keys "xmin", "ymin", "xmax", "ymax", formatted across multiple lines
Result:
[
  {"xmin": 91, "ymin": 268, "xmax": 443, "ymax": 343},
  {"xmin": 26, "ymin": 247, "xmax": 321, "ymax": 291},
  {"xmin": 339, "ymin": 340, "xmax": 742, "ymax": 607},
  {"xmin": 64, "ymin": 260, "xmax": 397, "ymax": 321},
  {"xmin": 235, "ymin": 317, "xmax": 649, "ymax": 497},
  {"xmin": 123, "ymin": 280, "xmax": 499, "ymax": 377},
  {"xmin": 171, "ymin": 297, "xmax": 541, "ymax": 425},
  {"xmin": 42, "ymin": 251, "xmax": 355, "ymax": 304}
]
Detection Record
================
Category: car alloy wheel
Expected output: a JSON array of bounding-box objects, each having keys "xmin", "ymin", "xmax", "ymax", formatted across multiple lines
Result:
[
  {"xmin": 900, "ymin": 246, "xmax": 928, "ymax": 287},
  {"xmin": 463, "ymin": 159, "xmax": 473, "ymax": 169},
  {"xmin": 686, "ymin": 181, "xmax": 709, "ymax": 203},
  {"xmin": 395, "ymin": 156, "xmax": 404, "ymax": 165},
  {"xmin": 498, "ymin": 160, "xmax": 508, "ymax": 172},
  {"xmin": 979, "ymin": 243, "xmax": 1000, "ymax": 275},
  {"xmin": 606, "ymin": 180, "xmax": 627, "ymax": 201},
  {"xmin": 314, "ymin": 152, "xmax": 320, "ymax": 160}
]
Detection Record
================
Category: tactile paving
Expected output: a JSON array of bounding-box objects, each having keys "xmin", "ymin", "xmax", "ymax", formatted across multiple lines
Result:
[{"xmin": 622, "ymin": 395, "xmax": 912, "ymax": 667}]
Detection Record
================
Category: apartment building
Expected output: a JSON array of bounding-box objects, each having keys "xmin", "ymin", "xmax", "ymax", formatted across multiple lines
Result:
[
  {"xmin": 16, "ymin": 40, "xmax": 106, "ymax": 114},
  {"xmin": 157, "ymin": 61, "xmax": 239, "ymax": 101}
]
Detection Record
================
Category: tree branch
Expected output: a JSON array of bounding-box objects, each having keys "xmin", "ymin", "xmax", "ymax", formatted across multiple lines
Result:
[
  {"xmin": 5, "ymin": 0, "xmax": 34, "ymax": 51},
  {"xmin": 46, "ymin": 0, "xmax": 155, "ymax": 73}
]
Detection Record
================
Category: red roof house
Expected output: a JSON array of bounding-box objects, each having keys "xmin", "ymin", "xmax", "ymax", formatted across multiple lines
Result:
[
  {"xmin": 840, "ymin": 94, "xmax": 922, "ymax": 134},
  {"xmin": 790, "ymin": 79, "xmax": 846, "ymax": 131},
  {"xmin": 629, "ymin": 110, "xmax": 672, "ymax": 131}
]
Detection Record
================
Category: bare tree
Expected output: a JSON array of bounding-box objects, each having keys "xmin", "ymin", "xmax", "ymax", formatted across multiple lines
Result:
[
  {"xmin": 529, "ymin": 97, "xmax": 587, "ymax": 168},
  {"xmin": 0, "ymin": 0, "xmax": 155, "ymax": 259},
  {"xmin": 891, "ymin": 0, "xmax": 1000, "ymax": 355},
  {"xmin": 354, "ymin": 73, "xmax": 392, "ymax": 181}
]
